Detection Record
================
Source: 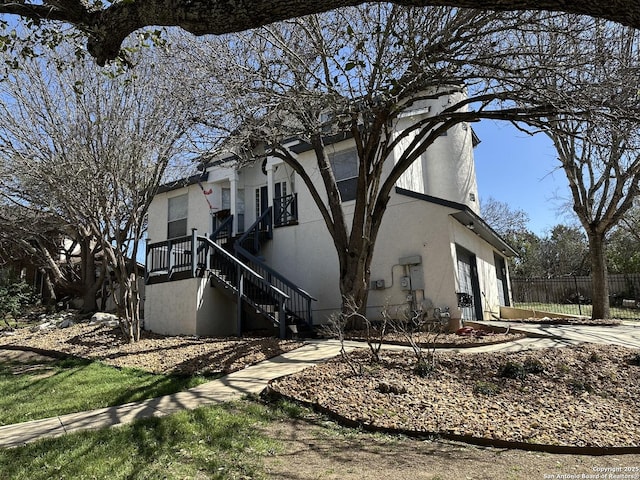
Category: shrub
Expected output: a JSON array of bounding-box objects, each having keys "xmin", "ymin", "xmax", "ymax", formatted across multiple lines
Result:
[
  {"xmin": 523, "ymin": 358, "xmax": 545, "ymax": 374},
  {"xmin": 500, "ymin": 361, "xmax": 527, "ymax": 380},
  {"xmin": 473, "ymin": 381, "xmax": 501, "ymax": 396},
  {"xmin": 569, "ymin": 379, "xmax": 595, "ymax": 394},
  {"xmin": 0, "ymin": 277, "xmax": 36, "ymax": 326},
  {"xmin": 588, "ymin": 351, "xmax": 602, "ymax": 363},
  {"xmin": 414, "ymin": 357, "xmax": 437, "ymax": 377}
]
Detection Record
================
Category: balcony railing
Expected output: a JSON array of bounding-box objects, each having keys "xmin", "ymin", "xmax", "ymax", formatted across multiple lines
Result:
[{"xmin": 274, "ymin": 193, "xmax": 298, "ymax": 227}]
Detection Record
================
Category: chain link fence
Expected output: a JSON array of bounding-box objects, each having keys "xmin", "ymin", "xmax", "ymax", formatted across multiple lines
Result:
[{"xmin": 510, "ymin": 274, "xmax": 640, "ymax": 320}]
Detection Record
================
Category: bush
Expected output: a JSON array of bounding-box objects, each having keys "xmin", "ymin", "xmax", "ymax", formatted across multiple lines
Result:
[
  {"xmin": 569, "ymin": 379, "xmax": 595, "ymax": 394},
  {"xmin": 0, "ymin": 277, "xmax": 36, "ymax": 325},
  {"xmin": 473, "ymin": 381, "xmax": 501, "ymax": 396},
  {"xmin": 588, "ymin": 351, "xmax": 602, "ymax": 363},
  {"xmin": 500, "ymin": 361, "xmax": 528, "ymax": 380},
  {"xmin": 523, "ymin": 358, "xmax": 545, "ymax": 374},
  {"xmin": 414, "ymin": 357, "xmax": 437, "ymax": 377}
]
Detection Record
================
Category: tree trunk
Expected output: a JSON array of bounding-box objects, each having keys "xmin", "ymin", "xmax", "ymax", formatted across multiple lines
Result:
[
  {"xmin": 338, "ymin": 237, "xmax": 376, "ymax": 328},
  {"xmin": 587, "ymin": 231, "xmax": 610, "ymax": 319},
  {"xmin": 79, "ymin": 240, "xmax": 100, "ymax": 313}
]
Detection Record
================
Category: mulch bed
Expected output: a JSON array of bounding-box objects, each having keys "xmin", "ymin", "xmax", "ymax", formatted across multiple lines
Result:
[
  {"xmin": 343, "ymin": 328, "xmax": 526, "ymax": 348},
  {"xmin": 0, "ymin": 322, "xmax": 302, "ymax": 376},
  {"xmin": 269, "ymin": 343, "xmax": 640, "ymax": 450}
]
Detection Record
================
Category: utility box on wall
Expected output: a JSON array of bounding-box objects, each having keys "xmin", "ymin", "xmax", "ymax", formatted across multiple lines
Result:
[
  {"xmin": 409, "ymin": 265, "xmax": 424, "ymax": 290},
  {"xmin": 400, "ymin": 276, "xmax": 411, "ymax": 291}
]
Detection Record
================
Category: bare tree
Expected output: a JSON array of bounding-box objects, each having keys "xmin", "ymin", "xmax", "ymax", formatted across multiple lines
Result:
[
  {"xmin": 480, "ymin": 197, "xmax": 530, "ymax": 237},
  {"xmin": 525, "ymin": 23, "xmax": 640, "ymax": 318},
  {"xmin": 0, "ymin": 46, "xmax": 198, "ymax": 341},
  {"xmin": 0, "ymin": 202, "xmax": 102, "ymax": 309},
  {"xmin": 0, "ymin": 0, "xmax": 638, "ymax": 65},
  {"xmin": 184, "ymin": 6, "xmax": 600, "ymax": 318}
]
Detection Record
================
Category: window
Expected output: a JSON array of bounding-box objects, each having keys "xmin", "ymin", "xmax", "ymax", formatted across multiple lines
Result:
[
  {"xmin": 329, "ymin": 148, "xmax": 358, "ymax": 202},
  {"xmin": 221, "ymin": 188, "xmax": 231, "ymax": 210},
  {"xmin": 237, "ymin": 189, "xmax": 245, "ymax": 233},
  {"xmin": 167, "ymin": 194, "xmax": 188, "ymax": 238}
]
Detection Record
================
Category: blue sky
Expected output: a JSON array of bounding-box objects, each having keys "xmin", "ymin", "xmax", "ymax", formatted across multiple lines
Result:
[{"xmin": 473, "ymin": 120, "xmax": 576, "ymax": 235}]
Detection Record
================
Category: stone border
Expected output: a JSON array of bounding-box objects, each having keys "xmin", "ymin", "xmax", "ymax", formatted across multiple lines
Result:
[{"xmin": 263, "ymin": 385, "xmax": 640, "ymax": 456}]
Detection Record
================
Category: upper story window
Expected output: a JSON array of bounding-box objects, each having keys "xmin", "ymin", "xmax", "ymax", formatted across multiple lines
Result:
[
  {"xmin": 329, "ymin": 148, "xmax": 358, "ymax": 202},
  {"xmin": 167, "ymin": 194, "xmax": 188, "ymax": 238},
  {"xmin": 221, "ymin": 187, "xmax": 231, "ymax": 210}
]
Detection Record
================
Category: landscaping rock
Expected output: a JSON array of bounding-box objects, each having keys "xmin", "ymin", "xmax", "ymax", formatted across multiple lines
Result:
[
  {"xmin": 270, "ymin": 343, "xmax": 640, "ymax": 448},
  {"xmin": 0, "ymin": 320, "xmax": 302, "ymax": 375},
  {"xmin": 58, "ymin": 319, "xmax": 73, "ymax": 329},
  {"xmin": 89, "ymin": 312, "xmax": 119, "ymax": 327},
  {"xmin": 30, "ymin": 321, "xmax": 56, "ymax": 332},
  {"xmin": 378, "ymin": 382, "xmax": 407, "ymax": 395}
]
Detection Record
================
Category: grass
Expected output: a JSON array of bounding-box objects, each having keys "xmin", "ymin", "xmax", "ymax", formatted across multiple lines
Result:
[
  {"xmin": 0, "ymin": 399, "xmax": 286, "ymax": 480},
  {"xmin": 0, "ymin": 357, "xmax": 211, "ymax": 425},
  {"xmin": 513, "ymin": 302, "xmax": 639, "ymax": 319}
]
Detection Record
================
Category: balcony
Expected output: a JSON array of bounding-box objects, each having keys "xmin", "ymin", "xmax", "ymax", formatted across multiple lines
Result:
[{"xmin": 273, "ymin": 193, "xmax": 298, "ymax": 227}]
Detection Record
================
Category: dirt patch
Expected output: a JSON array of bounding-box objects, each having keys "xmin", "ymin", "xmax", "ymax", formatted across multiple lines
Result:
[
  {"xmin": 0, "ymin": 322, "xmax": 302, "ymax": 376},
  {"xmin": 261, "ymin": 415, "xmax": 638, "ymax": 480},
  {"xmin": 269, "ymin": 344, "xmax": 640, "ymax": 449}
]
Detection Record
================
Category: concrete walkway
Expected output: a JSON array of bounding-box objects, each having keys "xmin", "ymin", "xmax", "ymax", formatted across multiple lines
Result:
[
  {"xmin": 0, "ymin": 340, "xmax": 353, "ymax": 448},
  {"xmin": 1, "ymin": 324, "xmax": 637, "ymax": 449},
  {"xmin": 477, "ymin": 320, "xmax": 640, "ymax": 349}
]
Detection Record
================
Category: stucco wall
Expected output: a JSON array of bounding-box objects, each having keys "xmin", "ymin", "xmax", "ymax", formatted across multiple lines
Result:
[
  {"xmin": 450, "ymin": 219, "xmax": 509, "ymax": 320},
  {"xmin": 145, "ymin": 277, "xmax": 236, "ymax": 336},
  {"xmin": 145, "ymin": 278, "xmax": 200, "ymax": 335},
  {"xmin": 145, "ymin": 88, "xmax": 505, "ymax": 332},
  {"xmin": 147, "ymin": 185, "xmax": 212, "ymax": 244}
]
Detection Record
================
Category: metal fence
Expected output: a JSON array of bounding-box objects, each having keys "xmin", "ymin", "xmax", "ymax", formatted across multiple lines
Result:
[{"xmin": 510, "ymin": 274, "xmax": 640, "ymax": 319}]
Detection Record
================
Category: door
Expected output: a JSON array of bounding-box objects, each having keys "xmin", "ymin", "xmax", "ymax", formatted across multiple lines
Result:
[
  {"xmin": 456, "ymin": 246, "xmax": 483, "ymax": 321},
  {"xmin": 274, "ymin": 181, "xmax": 288, "ymax": 225},
  {"xmin": 494, "ymin": 253, "xmax": 510, "ymax": 307},
  {"xmin": 255, "ymin": 185, "xmax": 269, "ymax": 229}
]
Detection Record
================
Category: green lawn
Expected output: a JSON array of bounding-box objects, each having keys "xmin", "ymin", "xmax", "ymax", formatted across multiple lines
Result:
[
  {"xmin": 513, "ymin": 302, "xmax": 640, "ymax": 320},
  {"xmin": 0, "ymin": 357, "xmax": 210, "ymax": 425},
  {"xmin": 0, "ymin": 400, "xmax": 290, "ymax": 480}
]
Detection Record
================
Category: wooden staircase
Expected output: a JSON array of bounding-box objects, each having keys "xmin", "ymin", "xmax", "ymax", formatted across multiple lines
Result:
[{"xmin": 146, "ymin": 208, "xmax": 315, "ymax": 338}]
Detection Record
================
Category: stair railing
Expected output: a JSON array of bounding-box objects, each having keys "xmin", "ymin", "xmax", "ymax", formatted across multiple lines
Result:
[
  {"xmin": 274, "ymin": 193, "xmax": 298, "ymax": 227},
  {"xmin": 210, "ymin": 214, "xmax": 234, "ymax": 246},
  {"xmin": 236, "ymin": 207, "xmax": 273, "ymax": 255},
  {"xmin": 235, "ymin": 209, "xmax": 315, "ymax": 328},
  {"xmin": 196, "ymin": 232, "xmax": 290, "ymax": 338}
]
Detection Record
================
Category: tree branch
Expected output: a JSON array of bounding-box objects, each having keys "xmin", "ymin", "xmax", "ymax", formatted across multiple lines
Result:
[{"xmin": 2, "ymin": 0, "xmax": 640, "ymax": 64}]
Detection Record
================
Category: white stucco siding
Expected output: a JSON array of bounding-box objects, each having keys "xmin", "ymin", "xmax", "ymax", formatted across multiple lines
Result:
[
  {"xmin": 392, "ymin": 93, "xmax": 480, "ymax": 214},
  {"xmin": 145, "ymin": 277, "xmax": 237, "ymax": 336},
  {"xmin": 421, "ymin": 124, "xmax": 480, "ymax": 214},
  {"xmin": 147, "ymin": 185, "xmax": 213, "ymax": 243},
  {"xmin": 145, "ymin": 279, "xmax": 200, "ymax": 335},
  {"xmin": 367, "ymin": 193, "xmax": 460, "ymax": 320},
  {"xmin": 264, "ymin": 189, "xmax": 481, "ymax": 325},
  {"xmin": 265, "ymin": 219, "xmax": 342, "ymax": 323},
  {"xmin": 450, "ymin": 219, "xmax": 505, "ymax": 320}
]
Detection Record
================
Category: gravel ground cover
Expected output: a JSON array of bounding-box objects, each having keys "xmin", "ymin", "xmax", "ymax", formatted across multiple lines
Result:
[
  {"xmin": 0, "ymin": 321, "xmax": 302, "ymax": 375},
  {"xmin": 269, "ymin": 343, "xmax": 640, "ymax": 449},
  {"xmin": 343, "ymin": 328, "xmax": 526, "ymax": 347}
]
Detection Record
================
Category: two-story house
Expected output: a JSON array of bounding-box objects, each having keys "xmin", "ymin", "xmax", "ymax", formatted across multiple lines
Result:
[{"xmin": 144, "ymin": 95, "xmax": 516, "ymax": 338}]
